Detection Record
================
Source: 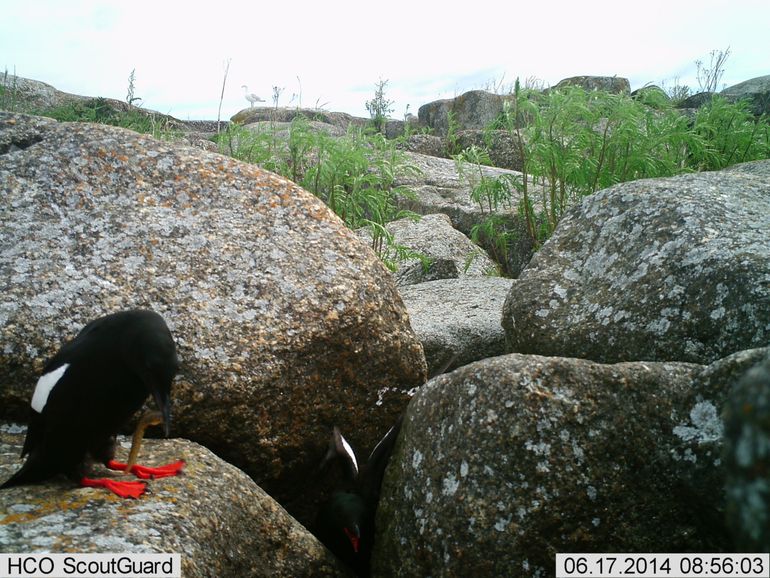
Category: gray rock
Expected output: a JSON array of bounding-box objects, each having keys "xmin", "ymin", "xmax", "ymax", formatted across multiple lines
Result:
[
  {"xmin": 0, "ymin": 425, "xmax": 350, "ymax": 577},
  {"xmin": 242, "ymin": 120, "xmax": 345, "ymax": 139},
  {"xmin": 394, "ymin": 152, "xmax": 515, "ymax": 232},
  {"xmin": 230, "ymin": 107, "xmax": 366, "ymax": 132},
  {"xmin": 0, "ymin": 112, "xmax": 427, "ymax": 526},
  {"xmin": 455, "ymin": 129, "xmax": 524, "ymax": 171},
  {"xmin": 396, "ymin": 134, "xmax": 448, "ymax": 159},
  {"xmin": 0, "ymin": 74, "xmax": 87, "ymax": 112},
  {"xmin": 373, "ymin": 352, "xmax": 739, "ymax": 577},
  {"xmin": 394, "ymin": 151, "xmax": 539, "ymax": 277},
  {"xmin": 502, "ymin": 165, "xmax": 770, "ymax": 364},
  {"xmin": 357, "ymin": 213, "xmax": 498, "ymax": 286},
  {"xmin": 554, "ymin": 76, "xmax": 630, "ymax": 94},
  {"xmin": 384, "ymin": 117, "xmax": 420, "ymax": 140},
  {"xmin": 0, "ymin": 75, "xmax": 191, "ymax": 134},
  {"xmin": 721, "ymin": 75, "xmax": 770, "ymax": 117},
  {"xmin": 418, "ymin": 90, "xmax": 514, "ymax": 137},
  {"xmin": 723, "ymin": 352, "xmax": 770, "ymax": 551},
  {"xmin": 399, "ymin": 277, "xmax": 513, "ymax": 375},
  {"xmin": 724, "ymin": 158, "xmax": 770, "ymax": 178},
  {"xmin": 678, "ymin": 91, "xmax": 714, "ymax": 110}
]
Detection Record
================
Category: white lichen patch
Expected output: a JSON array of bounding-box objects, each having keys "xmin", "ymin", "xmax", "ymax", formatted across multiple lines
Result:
[
  {"xmin": 442, "ymin": 473, "xmax": 460, "ymax": 496},
  {"xmin": 494, "ymin": 513, "xmax": 512, "ymax": 532},
  {"xmin": 412, "ymin": 450, "xmax": 423, "ymax": 470},
  {"xmin": 673, "ymin": 400, "xmax": 724, "ymax": 444}
]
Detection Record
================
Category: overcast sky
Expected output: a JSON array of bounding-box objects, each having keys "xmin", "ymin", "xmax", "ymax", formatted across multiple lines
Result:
[{"xmin": 2, "ymin": 0, "xmax": 768, "ymax": 121}]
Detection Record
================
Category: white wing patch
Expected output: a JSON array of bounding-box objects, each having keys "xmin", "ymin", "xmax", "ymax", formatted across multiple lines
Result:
[
  {"xmin": 31, "ymin": 363, "xmax": 70, "ymax": 413},
  {"xmin": 339, "ymin": 433, "xmax": 359, "ymax": 477}
]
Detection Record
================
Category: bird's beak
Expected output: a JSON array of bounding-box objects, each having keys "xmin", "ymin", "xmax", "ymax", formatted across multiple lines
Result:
[
  {"xmin": 152, "ymin": 389, "xmax": 172, "ymax": 437},
  {"xmin": 344, "ymin": 525, "xmax": 361, "ymax": 553}
]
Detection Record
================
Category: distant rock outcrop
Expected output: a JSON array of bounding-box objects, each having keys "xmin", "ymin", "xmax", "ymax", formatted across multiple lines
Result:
[
  {"xmin": 554, "ymin": 75, "xmax": 631, "ymax": 94},
  {"xmin": 356, "ymin": 213, "xmax": 498, "ymax": 286},
  {"xmin": 721, "ymin": 75, "xmax": 770, "ymax": 117},
  {"xmin": 418, "ymin": 90, "xmax": 514, "ymax": 137},
  {"xmin": 0, "ymin": 425, "xmax": 350, "ymax": 577},
  {"xmin": 502, "ymin": 161, "xmax": 770, "ymax": 364},
  {"xmin": 393, "ymin": 151, "xmax": 539, "ymax": 277},
  {"xmin": 230, "ymin": 107, "xmax": 365, "ymax": 132},
  {"xmin": 0, "ymin": 112, "xmax": 427, "ymax": 526}
]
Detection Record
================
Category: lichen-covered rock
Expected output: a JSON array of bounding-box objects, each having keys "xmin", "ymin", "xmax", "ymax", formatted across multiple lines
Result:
[
  {"xmin": 399, "ymin": 278, "xmax": 513, "ymax": 375},
  {"xmin": 0, "ymin": 424, "xmax": 350, "ymax": 577},
  {"xmin": 455, "ymin": 129, "xmax": 525, "ymax": 171},
  {"xmin": 0, "ymin": 112, "xmax": 427, "ymax": 525},
  {"xmin": 554, "ymin": 76, "xmax": 630, "ymax": 94},
  {"xmin": 394, "ymin": 152, "xmax": 538, "ymax": 277},
  {"xmin": 417, "ymin": 90, "xmax": 514, "ymax": 136},
  {"xmin": 503, "ymin": 164, "xmax": 770, "ymax": 364},
  {"xmin": 373, "ymin": 351, "xmax": 751, "ymax": 577},
  {"xmin": 230, "ymin": 107, "xmax": 365, "ymax": 131},
  {"xmin": 721, "ymin": 75, "xmax": 770, "ymax": 117},
  {"xmin": 723, "ymin": 353, "xmax": 770, "ymax": 551},
  {"xmin": 396, "ymin": 134, "xmax": 447, "ymax": 159},
  {"xmin": 357, "ymin": 213, "xmax": 498, "ymax": 286}
]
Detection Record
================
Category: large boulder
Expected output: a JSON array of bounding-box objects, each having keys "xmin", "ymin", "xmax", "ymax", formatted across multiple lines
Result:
[
  {"xmin": 723, "ymin": 353, "xmax": 770, "ymax": 552},
  {"xmin": 418, "ymin": 90, "xmax": 512, "ymax": 136},
  {"xmin": 399, "ymin": 277, "xmax": 513, "ymax": 374},
  {"xmin": 455, "ymin": 129, "xmax": 524, "ymax": 171},
  {"xmin": 396, "ymin": 134, "xmax": 448, "ymax": 159},
  {"xmin": 394, "ymin": 151, "xmax": 539, "ymax": 277},
  {"xmin": 721, "ymin": 75, "xmax": 770, "ymax": 117},
  {"xmin": 0, "ymin": 425, "xmax": 350, "ymax": 577},
  {"xmin": 230, "ymin": 107, "xmax": 366, "ymax": 131},
  {"xmin": 0, "ymin": 112, "xmax": 427, "ymax": 525},
  {"xmin": 356, "ymin": 213, "xmax": 498, "ymax": 286},
  {"xmin": 0, "ymin": 74, "xmax": 88, "ymax": 112},
  {"xmin": 373, "ymin": 349, "xmax": 767, "ymax": 576},
  {"xmin": 503, "ymin": 164, "xmax": 770, "ymax": 364},
  {"xmin": 554, "ymin": 75, "xmax": 630, "ymax": 94}
]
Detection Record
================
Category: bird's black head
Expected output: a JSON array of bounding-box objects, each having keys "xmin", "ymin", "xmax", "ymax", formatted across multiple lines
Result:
[
  {"xmin": 125, "ymin": 310, "xmax": 179, "ymax": 437},
  {"xmin": 315, "ymin": 490, "xmax": 367, "ymax": 562}
]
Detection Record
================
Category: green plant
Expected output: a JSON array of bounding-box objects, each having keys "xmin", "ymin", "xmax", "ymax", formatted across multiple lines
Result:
[
  {"xmin": 661, "ymin": 76, "xmax": 691, "ymax": 105},
  {"xmin": 217, "ymin": 59, "xmax": 231, "ymax": 134},
  {"xmin": 365, "ymin": 79, "xmax": 394, "ymax": 134},
  {"xmin": 696, "ymin": 47, "xmax": 731, "ymax": 93},
  {"xmin": 40, "ymin": 98, "xmax": 180, "ymax": 140},
  {"xmin": 125, "ymin": 69, "xmax": 142, "ymax": 106},
  {"xmin": 455, "ymin": 145, "xmax": 518, "ymax": 213},
  {"xmin": 0, "ymin": 68, "xmax": 19, "ymax": 112},
  {"xmin": 445, "ymin": 109, "xmax": 460, "ymax": 156},
  {"xmin": 471, "ymin": 80, "xmax": 724, "ymax": 252},
  {"xmin": 690, "ymin": 96, "xmax": 770, "ymax": 170},
  {"xmin": 272, "ymin": 85, "xmax": 284, "ymax": 108}
]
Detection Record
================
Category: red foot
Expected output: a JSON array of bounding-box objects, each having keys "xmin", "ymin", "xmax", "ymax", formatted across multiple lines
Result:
[
  {"xmin": 107, "ymin": 460, "xmax": 186, "ymax": 479},
  {"xmin": 80, "ymin": 477, "xmax": 147, "ymax": 499}
]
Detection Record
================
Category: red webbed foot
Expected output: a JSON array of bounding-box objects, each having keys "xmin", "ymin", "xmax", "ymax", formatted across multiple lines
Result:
[
  {"xmin": 107, "ymin": 459, "xmax": 186, "ymax": 479},
  {"xmin": 80, "ymin": 477, "xmax": 147, "ymax": 499}
]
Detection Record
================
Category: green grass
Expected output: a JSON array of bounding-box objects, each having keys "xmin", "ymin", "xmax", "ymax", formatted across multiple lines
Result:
[
  {"xmin": 455, "ymin": 81, "xmax": 770, "ymax": 268},
  {"xmin": 38, "ymin": 97, "xmax": 181, "ymax": 140}
]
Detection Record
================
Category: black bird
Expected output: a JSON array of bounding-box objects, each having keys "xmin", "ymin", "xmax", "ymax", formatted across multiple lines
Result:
[
  {"xmin": 313, "ymin": 415, "xmax": 403, "ymax": 577},
  {"xmin": 1, "ymin": 309, "xmax": 183, "ymax": 498}
]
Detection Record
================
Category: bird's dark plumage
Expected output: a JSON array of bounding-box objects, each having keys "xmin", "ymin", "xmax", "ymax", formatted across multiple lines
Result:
[
  {"xmin": 1, "ymin": 309, "xmax": 179, "ymax": 492},
  {"xmin": 313, "ymin": 416, "xmax": 403, "ymax": 577}
]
